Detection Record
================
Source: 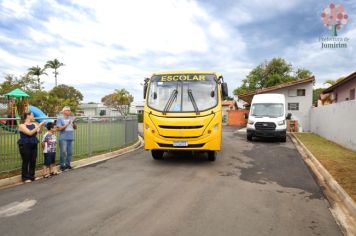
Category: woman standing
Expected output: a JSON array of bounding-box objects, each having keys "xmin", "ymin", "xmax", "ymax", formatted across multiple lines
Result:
[{"xmin": 18, "ymin": 112, "xmax": 45, "ymax": 183}]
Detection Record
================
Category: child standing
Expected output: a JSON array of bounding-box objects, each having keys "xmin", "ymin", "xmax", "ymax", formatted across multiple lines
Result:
[{"xmin": 42, "ymin": 122, "xmax": 57, "ymax": 178}]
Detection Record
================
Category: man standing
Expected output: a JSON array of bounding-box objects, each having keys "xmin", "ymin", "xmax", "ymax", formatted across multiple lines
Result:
[{"xmin": 57, "ymin": 106, "xmax": 77, "ymax": 171}]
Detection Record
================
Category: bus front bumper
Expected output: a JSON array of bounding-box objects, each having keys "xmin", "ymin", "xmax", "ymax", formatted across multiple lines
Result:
[{"xmin": 144, "ymin": 130, "xmax": 221, "ymax": 151}]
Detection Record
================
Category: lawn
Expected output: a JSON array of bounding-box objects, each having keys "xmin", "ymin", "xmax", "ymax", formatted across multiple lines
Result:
[
  {"xmin": 294, "ymin": 133, "xmax": 356, "ymax": 201},
  {"xmin": 0, "ymin": 120, "xmax": 136, "ymax": 173}
]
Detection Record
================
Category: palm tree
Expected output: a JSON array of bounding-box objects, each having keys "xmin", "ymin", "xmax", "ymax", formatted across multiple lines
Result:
[
  {"xmin": 27, "ymin": 66, "xmax": 47, "ymax": 90},
  {"xmin": 45, "ymin": 59, "xmax": 64, "ymax": 87}
]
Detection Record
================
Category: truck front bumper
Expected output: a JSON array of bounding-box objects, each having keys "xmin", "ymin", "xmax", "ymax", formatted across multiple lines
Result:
[{"xmin": 247, "ymin": 129, "xmax": 286, "ymax": 138}]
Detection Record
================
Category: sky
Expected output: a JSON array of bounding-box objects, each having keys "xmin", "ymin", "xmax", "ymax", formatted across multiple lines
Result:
[{"xmin": 0, "ymin": 0, "xmax": 355, "ymax": 103}]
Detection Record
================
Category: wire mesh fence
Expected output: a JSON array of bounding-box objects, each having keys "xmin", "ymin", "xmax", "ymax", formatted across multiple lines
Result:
[{"xmin": 0, "ymin": 115, "xmax": 138, "ymax": 173}]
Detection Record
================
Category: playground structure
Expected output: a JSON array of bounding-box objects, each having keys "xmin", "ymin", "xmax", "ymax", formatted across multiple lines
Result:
[{"xmin": 0, "ymin": 88, "xmax": 48, "ymax": 133}]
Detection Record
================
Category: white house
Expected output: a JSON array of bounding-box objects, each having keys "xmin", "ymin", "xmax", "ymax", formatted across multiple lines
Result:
[
  {"xmin": 78, "ymin": 103, "xmax": 121, "ymax": 117},
  {"xmin": 238, "ymin": 77, "xmax": 315, "ymax": 132}
]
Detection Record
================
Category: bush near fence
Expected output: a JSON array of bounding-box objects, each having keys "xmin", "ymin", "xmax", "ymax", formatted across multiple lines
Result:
[{"xmin": 0, "ymin": 116, "xmax": 138, "ymax": 173}]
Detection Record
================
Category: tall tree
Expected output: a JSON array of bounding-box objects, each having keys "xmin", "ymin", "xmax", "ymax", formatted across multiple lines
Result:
[
  {"xmin": 27, "ymin": 65, "xmax": 47, "ymax": 90},
  {"xmin": 101, "ymin": 89, "xmax": 134, "ymax": 116},
  {"xmin": 45, "ymin": 59, "xmax": 64, "ymax": 87},
  {"xmin": 234, "ymin": 58, "xmax": 313, "ymax": 95}
]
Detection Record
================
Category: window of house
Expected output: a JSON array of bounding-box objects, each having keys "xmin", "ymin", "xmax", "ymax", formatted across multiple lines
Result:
[
  {"xmin": 297, "ymin": 89, "xmax": 306, "ymax": 96},
  {"xmin": 288, "ymin": 103, "xmax": 299, "ymax": 111},
  {"xmin": 288, "ymin": 89, "xmax": 297, "ymax": 97},
  {"xmin": 350, "ymin": 89, "xmax": 355, "ymax": 100},
  {"xmin": 334, "ymin": 93, "xmax": 338, "ymax": 102}
]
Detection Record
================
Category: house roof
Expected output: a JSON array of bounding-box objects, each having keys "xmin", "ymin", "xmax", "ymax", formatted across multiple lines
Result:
[
  {"xmin": 322, "ymin": 71, "xmax": 356, "ymax": 94},
  {"xmin": 238, "ymin": 76, "xmax": 315, "ymax": 104}
]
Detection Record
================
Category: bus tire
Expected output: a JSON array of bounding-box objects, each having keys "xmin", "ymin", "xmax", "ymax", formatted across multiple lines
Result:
[
  {"xmin": 152, "ymin": 150, "xmax": 164, "ymax": 160},
  {"xmin": 247, "ymin": 134, "xmax": 253, "ymax": 141},
  {"xmin": 207, "ymin": 151, "xmax": 216, "ymax": 162},
  {"xmin": 280, "ymin": 136, "xmax": 287, "ymax": 143}
]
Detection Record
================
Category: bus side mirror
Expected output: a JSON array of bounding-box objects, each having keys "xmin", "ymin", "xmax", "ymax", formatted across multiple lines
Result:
[
  {"xmin": 222, "ymin": 83, "xmax": 228, "ymax": 97},
  {"xmin": 286, "ymin": 113, "xmax": 292, "ymax": 120},
  {"xmin": 143, "ymin": 84, "xmax": 147, "ymax": 99}
]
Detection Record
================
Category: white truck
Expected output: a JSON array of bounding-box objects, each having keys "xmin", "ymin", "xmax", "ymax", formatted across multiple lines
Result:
[{"xmin": 246, "ymin": 94, "xmax": 291, "ymax": 142}]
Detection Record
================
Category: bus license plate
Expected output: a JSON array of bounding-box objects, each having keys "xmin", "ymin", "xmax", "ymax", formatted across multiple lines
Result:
[{"xmin": 173, "ymin": 141, "xmax": 188, "ymax": 147}]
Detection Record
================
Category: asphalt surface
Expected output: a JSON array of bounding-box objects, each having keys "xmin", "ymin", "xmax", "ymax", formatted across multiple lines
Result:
[{"xmin": 0, "ymin": 126, "xmax": 341, "ymax": 236}]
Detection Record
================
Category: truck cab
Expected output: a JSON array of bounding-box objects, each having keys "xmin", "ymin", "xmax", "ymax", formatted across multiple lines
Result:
[{"xmin": 246, "ymin": 94, "xmax": 289, "ymax": 142}]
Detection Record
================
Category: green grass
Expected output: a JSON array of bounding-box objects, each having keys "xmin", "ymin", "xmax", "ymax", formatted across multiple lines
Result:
[
  {"xmin": 0, "ymin": 121, "xmax": 137, "ymax": 173},
  {"xmin": 294, "ymin": 133, "xmax": 356, "ymax": 201}
]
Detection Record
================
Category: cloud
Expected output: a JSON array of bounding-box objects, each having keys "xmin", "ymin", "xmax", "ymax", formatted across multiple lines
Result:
[{"xmin": 0, "ymin": 0, "xmax": 355, "ymax": 102}]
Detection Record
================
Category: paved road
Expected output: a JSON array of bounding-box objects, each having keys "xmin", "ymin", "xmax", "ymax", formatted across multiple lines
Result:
[{"xmin": 0, "ymin": 127, "xmax": 341, "ymax": 236}]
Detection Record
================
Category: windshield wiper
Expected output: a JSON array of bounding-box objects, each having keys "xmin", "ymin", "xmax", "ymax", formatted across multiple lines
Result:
[
  {"xmin": 188, "ymin": 89, "xmax": 200, "ymax": 115},
  {"xmin": 163, "ymin": 89, "xmax": 178, "ymax": 115}
]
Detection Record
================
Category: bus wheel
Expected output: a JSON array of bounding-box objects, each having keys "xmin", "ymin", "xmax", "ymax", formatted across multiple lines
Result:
[
  {"xmin": 207, "ymin": 151, "xmax": 216, "ymax": 162},
  {"xmin": 152, "ymin": 150, "xmax": 164, "ymax": 160},
  {"xmin": 247, "ymin": 134, "xmax": 253, "ymax": 141}
]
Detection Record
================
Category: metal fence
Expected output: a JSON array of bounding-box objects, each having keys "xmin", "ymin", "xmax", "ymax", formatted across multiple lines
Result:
[{"xmin": 0, "ymin": 115, "xmax": 138, "ymax": 173}]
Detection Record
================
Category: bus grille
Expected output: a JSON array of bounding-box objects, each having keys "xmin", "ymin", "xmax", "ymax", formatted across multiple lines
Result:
[
  {"xmin": 158, "ymin": 125, "xmax": 203, "ymax": 129},
  {"xmin": 255, "ymin": 122, "xmax": 276, "ymax": 130},
  {"xmin": 157, "ymin": 143, "xmax": 205, "ymax": 148}
]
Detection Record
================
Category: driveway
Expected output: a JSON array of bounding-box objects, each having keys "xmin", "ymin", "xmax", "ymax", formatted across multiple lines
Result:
[{"xmin": 0, "ymin": 126, "xmax": 341, "ymax": 236}]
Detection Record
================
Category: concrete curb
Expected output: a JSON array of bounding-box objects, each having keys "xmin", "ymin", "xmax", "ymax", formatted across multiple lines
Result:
[
  {"xmin": 289, "ymin": 133, "xmax": 356, "ymax": 236},
  {"xmin": 0, "ymin": 136, "xmax": 144, "ymax": 190}
]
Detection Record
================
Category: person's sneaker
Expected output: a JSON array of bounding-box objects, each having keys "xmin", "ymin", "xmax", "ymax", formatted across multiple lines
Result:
[
  {"xmin": 60, "ymin": 166, "xmax": 66, "ymax": 171},
  {"xmin": 67, "ymin": 165, "xmax": 73, "ymax": 170},
  {"xmin": 24, "ymin": 179, "xmax": 31, "ymax": 183}
]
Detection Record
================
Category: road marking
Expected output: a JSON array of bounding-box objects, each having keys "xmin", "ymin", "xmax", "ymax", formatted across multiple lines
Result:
[{"xmin": 0, "ymin": 199, "xmax": 37, "ymax": 217}]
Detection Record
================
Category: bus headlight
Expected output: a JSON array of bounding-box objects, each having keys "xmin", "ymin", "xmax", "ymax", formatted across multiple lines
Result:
[
  {"xmin": 248, "ymin": 119, "xmax": 254, "ymax": 125},
  {"xmin": 278, "ymin": 120, "xmax": 285, "ymax": 126}
]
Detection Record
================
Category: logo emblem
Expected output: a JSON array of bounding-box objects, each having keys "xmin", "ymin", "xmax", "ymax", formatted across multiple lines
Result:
[{"xmin": 321, "ymin": 3, "xmax": 348, "ymax": 36}]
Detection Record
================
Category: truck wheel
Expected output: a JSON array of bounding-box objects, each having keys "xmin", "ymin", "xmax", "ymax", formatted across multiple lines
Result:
[
  {"xmin": 152, "ymin": 150, "xmax": 164, "ymax": 160},
  {"xmin": 207, "ymin": 151, "xmax": 216, "ymax": 162},
  {"xmin": 280, "ymin": 136, "xmax": 287, "ymax": 143},
  {"xmin": 247, "ymin": 134, "xmax": 253, "ymax": 141}
]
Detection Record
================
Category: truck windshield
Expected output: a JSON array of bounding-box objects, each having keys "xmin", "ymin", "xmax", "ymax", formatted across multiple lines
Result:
[
  {"xmin": 250, "ymin": 103, "xmax": 284, "ymax": 118},
  {"xmin": 147, "ymin": 74, "xmax": 218, "ymax": 112}
]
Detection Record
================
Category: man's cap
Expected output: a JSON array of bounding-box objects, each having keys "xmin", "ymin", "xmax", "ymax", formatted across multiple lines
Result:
[{"xmin": 62, "ymin": 106, "xmax": 71, "ymax": 112}]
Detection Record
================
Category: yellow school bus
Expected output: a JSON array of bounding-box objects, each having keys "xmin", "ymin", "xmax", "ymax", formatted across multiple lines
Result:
[{"xmin": 143, "ymin": 70, "xmax": 228, "ymax": 161}]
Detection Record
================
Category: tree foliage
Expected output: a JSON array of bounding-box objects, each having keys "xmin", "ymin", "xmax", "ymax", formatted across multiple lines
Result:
[
  {"xmin": 233, "ymin": 58, "xmax": 313, "ymax": 95},
  {"xmin": 27, "ymin": 66, "xmax": 47, "ymax": 90},
  {"xmin": 101, "ymin": 89, "xmax": 133, "ymax": 116},
  {"xmin": 0, "ymin": 73, "xmax": 83, "ymax": 116},
  {"xmin": 313, "ymin": 88, "xmax": 324, "ymax": 105}
]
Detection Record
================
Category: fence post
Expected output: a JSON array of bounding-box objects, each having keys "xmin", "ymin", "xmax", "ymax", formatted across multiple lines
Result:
[
  {"xmin": 109, "ymin": 117, "xmax": 112, "ymax": 152},
  {"xmin": 88, "ymin": 116, "xmax": 92, "ymax": 156},
  {"xmin": 125, "ymin": 116, "xmax": 128, "ymax": 145}
]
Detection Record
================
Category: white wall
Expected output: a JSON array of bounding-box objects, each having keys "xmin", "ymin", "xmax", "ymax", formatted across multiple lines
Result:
[
  {"xmin": 310, "ymin": 100, "xmax": 356, "ymax": 151},
  {"xmin": 265, "ymin": 82, "xmax": 313, "ymax": 131}
]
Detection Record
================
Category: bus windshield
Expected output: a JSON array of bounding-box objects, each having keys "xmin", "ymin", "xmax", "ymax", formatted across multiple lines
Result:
[
  {"xmin": 250, "ymin": 103, "xmax": 284, "ymax": 118},
  {"xmin": 147, "ymin": 74, "xmax": 218, "ymax": 112}
]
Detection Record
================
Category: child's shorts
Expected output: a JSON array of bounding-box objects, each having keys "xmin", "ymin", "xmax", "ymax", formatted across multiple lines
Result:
[{"xmin": 44, "ymin": 153, "xmax": 56, "ymax": 166}]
